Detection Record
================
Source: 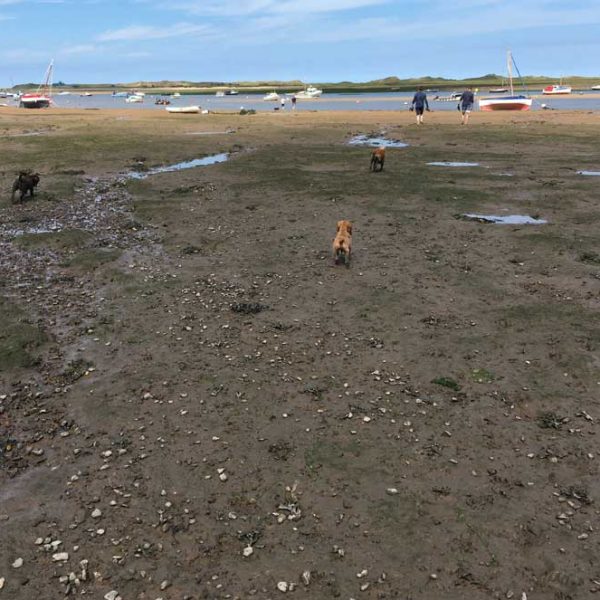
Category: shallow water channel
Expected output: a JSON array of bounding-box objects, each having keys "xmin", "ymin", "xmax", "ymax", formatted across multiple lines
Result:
[{"xmin": 127, "ymin": 153, "xmax": 229, "ymax": 180}]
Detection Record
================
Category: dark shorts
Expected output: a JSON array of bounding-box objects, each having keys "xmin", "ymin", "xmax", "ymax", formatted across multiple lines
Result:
[
  {"xmin": 461, "ymin": 103, "xmax": 474, "ymax": 113},
  {"xmin": 415, "ymin": 106, "xmax": 425, "ymax": 115}
]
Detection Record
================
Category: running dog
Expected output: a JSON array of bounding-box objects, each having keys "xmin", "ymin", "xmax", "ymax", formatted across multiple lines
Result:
[
  {"xmin": 370, "ymin": 147, "xmax": 385, "ymax": 172},
  {"xmin": 11, "ymin": 171, "xmax": 40, "ymax": 203},
  {"xmin": 332, "ymin": 220, "xmax": 353, "ymax": 266}
]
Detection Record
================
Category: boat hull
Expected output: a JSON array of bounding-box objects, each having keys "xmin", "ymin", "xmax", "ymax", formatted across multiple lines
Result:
[
  {"xmin": 479, "ymin": 96, "xmax": 532, "ymax": 111},
  {"xmin": 166, "ymin": 106, "xmax": 200, "ymax": 114},
  {"xmin": 19, "ymin": 94, "xmax": 51, "ymax": 109},
  {"xmin": 542, "ymin": 85, "xmax": 571, "ymax": 95}
]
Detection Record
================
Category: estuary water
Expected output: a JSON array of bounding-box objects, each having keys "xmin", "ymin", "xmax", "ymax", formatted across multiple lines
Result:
[{"xmin": 18, "ymin": 90, "xmax": 600, "ymax": 113}]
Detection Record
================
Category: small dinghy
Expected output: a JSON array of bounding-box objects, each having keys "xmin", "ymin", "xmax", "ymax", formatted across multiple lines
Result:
[{"xmin": 166, "ymin": 105, "xmax": 200, "ymax": 114}]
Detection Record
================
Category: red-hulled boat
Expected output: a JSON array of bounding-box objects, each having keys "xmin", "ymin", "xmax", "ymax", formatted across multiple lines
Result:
[{"xmin": 19, "ymin": 60, "xmax": 53, "ymax": 109}]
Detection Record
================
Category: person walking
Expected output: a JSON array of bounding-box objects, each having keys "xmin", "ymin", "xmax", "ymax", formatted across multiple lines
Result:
[
  {"xmin": 458, "ymin": 87, "xmax": 475, "ymax": 124},
  {"xmin": 410, "ymin": 87, "xmax": 430, "ymax": 124},
  {"xmin": 280, "ymin": 97, "xmax": 286, "ymax": 110},
  {"xmin": 291, "ymin": 95, "xmax": 297, "ymax": 110}
]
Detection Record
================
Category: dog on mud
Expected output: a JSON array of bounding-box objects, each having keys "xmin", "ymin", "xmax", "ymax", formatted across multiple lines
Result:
[
  {"xmin": 332, "ymin": 220, "xmax": 353, "ymax": 266},
  {"xmin": 370, "ymin": 147, "xmax": 385, "ymax": 172},
  {"xmin": 11, "ymin": 171, "xmax": 40, "ymax": 203}
]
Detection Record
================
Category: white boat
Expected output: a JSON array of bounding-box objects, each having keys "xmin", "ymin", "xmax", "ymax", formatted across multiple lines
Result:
[
  {"xmin": 478, "ymin": 51, "xmax": 532, "ymax": 112},
  {"xmin": 57, "ymin": 91, "xmax": 71, "ymax": 95},
  {"xmin": 166, "ymin": 105, "xmax": 200, "ymax": 114},
  {"xmin": 224, "ymin": 89, "xmax": 238, "ymax": 95},
  {"xmin": 20, "ymin": 60, "xmax": 53, "ymax": 109},
  {"xmin": 125, "ymin": 94, "xmax": 144, "ymax": 103},
  {"xmin": 542, "ymin": 84, "xmax": 572, "ymax": 95},
  {"xmin": 215, "ymin": 91, "xmax": 225, "ymax": 97},
  {"xmin": 294, "ymin": 85, "xmax": 323, "ymax": 99},
  {"xmin": 263, "ymin": 91, "xmax": 280, "ymax": 101},
  {"xmin": 172, "ymin": 92, "xmax": 181, "ymax": 98},
  {"xmin": 592, "ymin": 85, "xmax": 600, "ymax": 91}
]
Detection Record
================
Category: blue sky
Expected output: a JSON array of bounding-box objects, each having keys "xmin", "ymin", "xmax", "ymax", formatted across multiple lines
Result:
[{"xmin": 1, "ymin": 0, "xmax": 600, "ymax": 86}]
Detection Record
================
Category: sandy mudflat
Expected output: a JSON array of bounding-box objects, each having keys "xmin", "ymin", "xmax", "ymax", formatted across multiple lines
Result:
[{"xmin": 1, "ymin": 108, "xmax": 599, "ymax": 599}]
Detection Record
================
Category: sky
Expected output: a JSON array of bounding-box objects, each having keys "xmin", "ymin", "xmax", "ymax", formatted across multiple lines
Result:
[{"xmin": 1, "ymin": 0, "xmax": 600, "ymax": 86}]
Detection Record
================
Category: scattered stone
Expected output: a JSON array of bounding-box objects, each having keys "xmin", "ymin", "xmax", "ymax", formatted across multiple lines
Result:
[
  {"xmin": 91, "ymin": 508, "xmax": 102, "ymax": 518},
  {"xmin": 277, "ymin": 581, "xmax": 288, "ymax": 592},
  {"xmin": 243, "ymin": 546, "xmax": 254, "ymax": 557},
  {"xmin": 52, "ymin": 552, "xmax": 69, "ymax": 562},
  {"xmin": 11, "ymin": 558, "xmax": 23, "ymax": 569},
  {"xmin": 386, "ymin": 488, "xmax": 399, "ymax": 495}
]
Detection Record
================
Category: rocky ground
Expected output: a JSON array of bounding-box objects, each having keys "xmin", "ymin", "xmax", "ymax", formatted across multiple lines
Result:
[{"xmin": 0, "ymin": 108, "xmax": 599, "ymax": 599}]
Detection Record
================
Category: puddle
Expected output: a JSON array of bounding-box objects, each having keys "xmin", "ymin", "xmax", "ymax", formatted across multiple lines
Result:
[
  {"xmin": 348, "ymin": 135, "xmax": 409, "ymax": 148},
  {"xmin": 185, "ymin": 130, "xmax": 235, "ymax": 136},
  {"xmin": 462, "ymin": 214, "xmax": 547, "ymax": 225},
  {"xmin": 428, "ymin": 161, "xmax": 480, "ymax": 167},
  {"xmin": 577, "ymin": 170, "xmax": 600, "ymax": 176},
  {"xmin": 7, "ymin": 131, "xmax": 46, "ymax": 138},
  {"xmin": 128, "ymin": 153, "xmax": 229, "ymax": 180}
]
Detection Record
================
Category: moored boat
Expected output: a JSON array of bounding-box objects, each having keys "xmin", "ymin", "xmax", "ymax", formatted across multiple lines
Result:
[
  {"xmin": 263, "ymin": 91, "xmax": 280, "ymax": 101},
  {"xmin": 20, "ymin": 60, "xmax": 53, "ymax": 109},
  {"xmin": 125, "ymin": 94, "xmax": 144, "ymax": 103},
  {"xmin": 592, "ymin": 85, "xmax": 600, "ymax": 91},
  {"xmin": 166, "ymin": 105, "xmax": 200, "ymax": 114},
  {"xmin": 294, "ymin": 85, "xmax": 323, "ymax": 99},
  {"xmin": 224, "ymin": 89, "xmax": 238, "ymax": 95},
  {"xmin": 542, "ymin": 84, "xmax": 572, "ymax": 95},
  {"xmin": 478, "ymin": 51, "xmax": 532, "ymax": 112}
]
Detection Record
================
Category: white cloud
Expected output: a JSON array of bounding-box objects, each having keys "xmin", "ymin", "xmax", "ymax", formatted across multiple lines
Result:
[{"xmin": 97, "ymin": 21, "xmax": 213, "ymax": 42}]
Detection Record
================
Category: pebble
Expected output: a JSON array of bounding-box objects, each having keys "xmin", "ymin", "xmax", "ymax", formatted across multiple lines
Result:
[
  {"xmin": 0, "ymin": 578, "xmax": 4, "ymax": 590},
  {"xmin": 104, "ymin": 592, "xmax": 120, "ymax": 600},
  {"xmin": 386, "ymin": 488, "xmax": 399, "ymax": 495},
  {"xmin": 277, "ymin": 581, "xmax": 288, "ymax": 592},
  {"xmin": 302, "ymin": 570, "xmax": 311, "ymax": 586},
  {"xmin": 52, "ymin": 552, "xmax": 69, "ymax": 562},
  {"xmin": 11, "ymin": 558, "xmax": 23, "ymax": 569},
  {"xmin": 243, "ymin": 546, "xmax": 254, "ymax": 557},
  {"xmin": 91, "ymin": 509, "xmax": 102, "ymax": 518},
  {"xmin": 160, "ymin": 580, "xmax": 170, "ymax": 590}
]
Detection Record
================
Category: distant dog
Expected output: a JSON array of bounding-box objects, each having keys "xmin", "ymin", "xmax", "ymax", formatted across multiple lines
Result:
[
  {"xmin": 11, "ymin": 171, "xmax": 40, "ymax": 203},
  {"xmin": 333, "ymin": 220, "xmax": 353, "ymax": 266},
  {"xmin": 370, "ymin": 147, "xmax": 385, "ymax": 172}
]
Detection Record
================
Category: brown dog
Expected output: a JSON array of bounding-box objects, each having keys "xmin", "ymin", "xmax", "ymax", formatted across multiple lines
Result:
[
  {"xmin": 333, "ymin": 220, "xmax": 352, "ymax": 266},
  {"xmin": 11, "ymin": 171, "xmax": 40, "ymax": 203},
  {"xmin": 370, "ymin": 147, "xmax": 385, "ymax": 172}
]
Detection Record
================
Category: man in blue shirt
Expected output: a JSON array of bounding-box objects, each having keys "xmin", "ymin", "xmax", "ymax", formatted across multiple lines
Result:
[
  {"xmin": 410, "ymin": 87, "xmax": 430, "ymax": 124},
  {"xmin": 458, "ymin": 87, "xmax": 475, "ymax": 124}
]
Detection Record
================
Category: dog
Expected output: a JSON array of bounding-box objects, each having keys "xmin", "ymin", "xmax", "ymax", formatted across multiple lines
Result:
[
  {"xmin": 11, "ymin": 171, "xmax": 40, "ymax": 203},
  {"xmin": 332, "ymin": 220, "xmax": 352, "ymax": 266},
  {"xmin": 370, "ymin": 147, "xmax": 385, "ymax": 172}
]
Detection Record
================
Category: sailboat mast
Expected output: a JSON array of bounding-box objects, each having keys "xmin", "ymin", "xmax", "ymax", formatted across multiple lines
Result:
[
  {"xmin": 38, "ymin": 60, "xmax": 54, "ymax": 98},
  {"xmin": 507, "ymin": 50, "xmax": 514, "ymax": 95}
]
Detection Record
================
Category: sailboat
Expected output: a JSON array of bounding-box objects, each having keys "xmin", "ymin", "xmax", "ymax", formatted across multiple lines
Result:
[
  {"xmin": 20, "ymin": 60, "xmax": 53, "ymax": 109},
  {"xmin": 479, "ymin": 51, "xmax": 532, "ymax": 111},
  {"xmin": 542, "ymin": 78, "xmax": 572, "ymax": 95}
]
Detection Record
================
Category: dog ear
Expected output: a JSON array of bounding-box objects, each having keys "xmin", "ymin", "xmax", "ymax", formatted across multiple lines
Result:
[
  {"xmin": 347, "ymin": 222, "xmax": 353, "ymax": 234},
  {"xmin": 336, "ymin": 221, "xmax": 342, "ymax": 232}
]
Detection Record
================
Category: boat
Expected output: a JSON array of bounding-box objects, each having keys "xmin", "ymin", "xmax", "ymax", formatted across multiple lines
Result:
[
  {"xmin": 478, "ymin": 51, "xmax": 532, "ymax": 112},
  {"xmin": 224, "ymin": 89, "xmax": 238, "ymax": 95},
  {"xmin": 20, "ymin": 60, "xmax": 53, "ymax": 109},
  {"xmin": 592, "ymin": 85, "xmax": 600, "ymax": 91},
  {"xmin": 166, "ymin": 105, "xmax": 200, "ymax": 114},
  {"xmin": 263, "ymin": 91, "xmax": 280, "ymax": 101},
  {"xmin": 57, "ymin": 91, "xmax": 71, "ymax": 96},
  {"xmin": 20, "ymin": 94, "xmax": 51, "ymax": 108},
  {"xmin": 80, "ymin": 92, "xmax": 93, "ymax": 97},
  {"xmin": 294, "ymin": 85, "xmax": 323, "ymax": 99},
  {"xmin": 215, "ymin": 91, "xmax": 225, "ymax": 97},
  {"xmin": 172, "ymin": 92, "xmax": 181, "ymax": 98},
  {"xmin": 542, "ymin": 84, "xmax": 572, "ymax": 95},
  {"xmin": 155, "ymin": 98, "xmax": 170, "ymax": 105},
  {"xmin": 125, "ymin": 94, "xmax": 144, "ymax": 103},
  {"xmin": 112, "ymin": 91, "xmax": 128, "ymax": 97}
]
